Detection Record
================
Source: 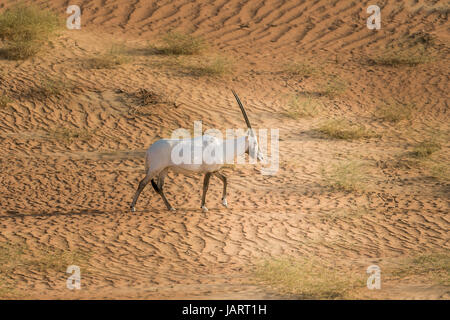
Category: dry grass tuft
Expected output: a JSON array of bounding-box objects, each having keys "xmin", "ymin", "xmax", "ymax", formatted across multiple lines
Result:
[
  {"xmin": 0, "ymin": 4, "xmax": 60, "ymax": 59},
  {"xmin": 316, "ymin": 119, "xmax": 377, "ymax": 140},
  {"xmin": 85, "ymin": 55, "xmax": 129, "ymax": 69},
  {"xmin": 0, "ymin": 94, "xmax": 12, "ymax": 108},
  {"xmin": 321, "ymin": 161, "xmax": 368, "ymax": 192},
  {"xmin": 410, "ymin": 141, "xmax": 441, "ymax": 158},
  {"xmin": 156, "ymin": 31, "xmax": 207, "ymax": 55},
  {"xmin": 285, "ymin": 95, "xmax": 321, "ymax": 119},
  {"xmin": 407, "ymin": 31, "xmax": 436, "ymax": 48},
  {"xmin": 86, "ymin": 55, "xmax": 128, "ymax": 69},
  {"xmin": 184, "ymin": 56, "xmax": 233, "ymax": 76},
  {"xmin": 254, "ymin": 257, "xmax": 364, "ymax": 299},
  {"xmin": 134, "ymin": 88, "xmax": 167, "ymax": 106},
  {"xmin": 315, "ymin": 207, "xmax": 370, "ymax": 223},
  {"xmin": 31, "ymin": 75, "xmax": 73, "ymax": 98},
  {"xmin": 369, "ymin": 45, "xmax": 432, "ymax": 67},
  {"xmin": 283, "ymin": 61, "xmax": 320, "ymax": 78},
  {"xmin": 85, "ymin": 44, "xmax": 130, "ymax": 69},
  {"xmin": 30, "ymin": 247, "xmax": 90, "ymax": 273},
  {"xmin": 47, "ymin": 127, "xmax": 93, "ymax": 143},
  {"xmin": 0, "ymin": 241, "xmax": 90, "ymax": 297},
  {"xmin": 0, "ymin": 241, "xmax": 90, "ymax": 273},
  {"xmin": 429, "ymin": 162, "xmax": 449, "ymax": 182},
  {"xmin": 123, "ymin": 88, "xmax": 177, "ymax": 115},
  {"xmin": 321, "ymin": 76, "xmax": 347, "ymax": 98},
  {"xmin": 148, "ymin": 53, "xmax": 232, "ymax": 77},
  {"xmin": 375, "ymin": 101, "xmax": 416, "ymax": 123},
  {"xmin": 387, "ymin": 252, "xmax": 450, "ymax": 285}
]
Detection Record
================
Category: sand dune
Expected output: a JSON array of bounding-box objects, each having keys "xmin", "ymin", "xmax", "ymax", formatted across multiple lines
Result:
[{"xmin": 0, "ymin": 0, "xmax": 448, "ymax": 299}]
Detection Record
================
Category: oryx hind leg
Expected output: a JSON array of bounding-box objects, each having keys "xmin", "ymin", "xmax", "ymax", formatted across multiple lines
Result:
[{"xmin": 130, "ymin": 172, "xmax": 154, "ymax": 212}]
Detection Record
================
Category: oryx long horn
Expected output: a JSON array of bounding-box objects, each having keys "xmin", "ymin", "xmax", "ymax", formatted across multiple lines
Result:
[{"xmin": 232, "ymin": 89, "xmax": 252, "ymax": 130}]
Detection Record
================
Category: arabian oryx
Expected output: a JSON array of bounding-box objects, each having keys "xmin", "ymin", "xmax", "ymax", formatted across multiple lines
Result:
[{"xmin": 130, "ymin": 90, "xmax": 264, "ymax": 212}]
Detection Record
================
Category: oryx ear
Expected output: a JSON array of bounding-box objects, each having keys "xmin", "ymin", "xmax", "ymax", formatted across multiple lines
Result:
[{"xmin": 232, "ymin": 89, "xmax": 252, "ymax": 130}]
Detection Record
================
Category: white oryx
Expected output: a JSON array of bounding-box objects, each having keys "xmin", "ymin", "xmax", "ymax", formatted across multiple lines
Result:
[{"xmin": 130, "ymin": 90, "xmax": 264, "ymax": 212}]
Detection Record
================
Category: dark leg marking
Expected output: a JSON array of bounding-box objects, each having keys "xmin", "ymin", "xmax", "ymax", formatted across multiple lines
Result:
[{"xmin": 151, "ymin": 179, "xmax": 159, "ymax": 192}]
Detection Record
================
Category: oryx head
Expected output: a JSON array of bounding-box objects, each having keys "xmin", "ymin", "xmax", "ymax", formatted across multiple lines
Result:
[{"xmin": 232, "ymin": 90, "xmax": 265, "ymax": 162}]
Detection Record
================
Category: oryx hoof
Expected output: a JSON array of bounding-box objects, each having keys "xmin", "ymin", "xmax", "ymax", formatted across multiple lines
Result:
[
  {"xmin": 201, "ymin": 206, "xmax": 208, "ymax": 212},
  {"xmin": 169, "ymin": 207, "xmax": 176, "ymax": 212},
  {"xmin": 130, "ymin": 206, "xmax": 136, "ymax": 213},
  {"xmin": 222, "ymin": 199, "xmax": 228, "ymax": 208}
]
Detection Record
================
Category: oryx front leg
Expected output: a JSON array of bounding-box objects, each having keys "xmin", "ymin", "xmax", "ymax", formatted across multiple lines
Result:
[
  {"xmin": 214, "ymin": 172, "xmax": 228, "ymax": 208},
  {"xmin": 152, "ymin": 169, "xmax": 175, "ymax": 211},
  {"xmin": 201, "ymin": 172, "xmax": 212, "ymax": 212}
]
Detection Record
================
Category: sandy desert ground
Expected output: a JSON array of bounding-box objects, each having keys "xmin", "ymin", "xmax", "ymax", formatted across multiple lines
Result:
[{"xmin": 0, "ymin": 0, "xmax": 448, "ymax": 299}]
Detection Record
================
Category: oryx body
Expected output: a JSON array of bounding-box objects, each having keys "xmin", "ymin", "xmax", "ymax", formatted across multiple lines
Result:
[{"xmin": 130, "ymin": 90, "xmax": 263, "ymax": 212}]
